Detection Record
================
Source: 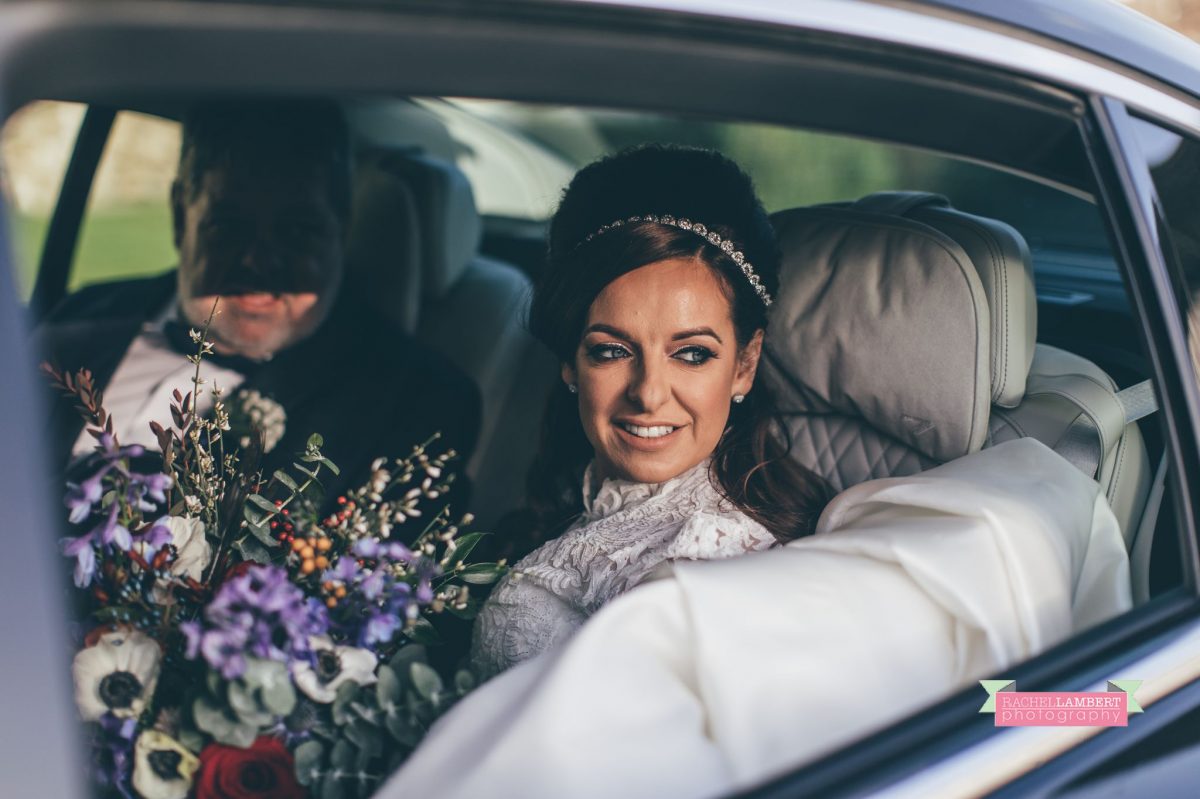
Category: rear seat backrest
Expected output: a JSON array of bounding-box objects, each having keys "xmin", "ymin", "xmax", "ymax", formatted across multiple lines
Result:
[
  {"xmin": 347, "ymin": 150, "xmax": 558, "ymax": 529},
  {"xmin": 765, "ymin": 193, "xmax": 1151, "ymax": 550}
]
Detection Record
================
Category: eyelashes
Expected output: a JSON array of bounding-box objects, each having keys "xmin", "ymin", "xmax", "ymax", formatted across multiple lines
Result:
[{"xmin": 584, "ymin": 343, "xmax": 717, "ymax": 366}]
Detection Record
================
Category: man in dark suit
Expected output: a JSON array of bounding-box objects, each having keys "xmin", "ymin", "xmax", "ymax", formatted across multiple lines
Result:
[{"xmin": 37, "ymin": 100, "xmax": 480, "ymax": 508}]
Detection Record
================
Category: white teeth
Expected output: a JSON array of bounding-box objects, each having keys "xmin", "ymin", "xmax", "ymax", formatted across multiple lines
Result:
[{"xmin": 621, "ymin": 424, "xmax": 676, "ymax": 439}]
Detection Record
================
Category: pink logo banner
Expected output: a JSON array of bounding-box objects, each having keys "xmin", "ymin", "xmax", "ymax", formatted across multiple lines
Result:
[{"xmin": 994, "ymin": 691, "xmax": 1127, "ymax": 727}]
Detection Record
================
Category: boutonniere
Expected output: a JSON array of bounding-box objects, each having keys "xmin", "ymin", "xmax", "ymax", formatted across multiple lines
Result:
[{"xmin": 228, "ymin": 388, "xmax": 286, "ymax": 454}]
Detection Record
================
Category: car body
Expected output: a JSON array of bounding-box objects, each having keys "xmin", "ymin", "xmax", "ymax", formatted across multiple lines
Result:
[{"xmin": 2, "ymin": 0, "xmax": 1200, "ymax": 796}]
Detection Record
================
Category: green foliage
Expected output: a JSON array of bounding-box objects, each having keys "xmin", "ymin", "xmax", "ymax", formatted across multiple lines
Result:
[{"xmin": 293, "ymin": 648, "xmax": 478, "ymax": 798}]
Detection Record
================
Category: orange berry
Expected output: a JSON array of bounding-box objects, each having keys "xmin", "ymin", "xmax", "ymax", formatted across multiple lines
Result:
[
  {"xmin": 291, "ymin": 539, "xmax": 306, "ymax": 553},
  {"xmin": 334, "ymin": 586, "xmax": 347, "ymax": 599},
  {"xmin": 314, "ymin": 556, "xmax": 329, "ymax": 570},
  {"xmin": 316, "ymin": 538, "xmax": 332, "ymax": 552},
  {"xmin": 300, "ymin": 546, "xmax": 315, "ymax": 560},
  {"xmin": 325, "ymin": 597, "xmax": 338, "ymax": 609},
  {"xmin": 300, "ymin": 559, "xmax": 316, "ymax": 575}
]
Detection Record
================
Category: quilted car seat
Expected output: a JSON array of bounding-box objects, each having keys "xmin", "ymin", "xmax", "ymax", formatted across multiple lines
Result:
[
  {"xmin": 345, "ymin": 150, "xmax": 558, "ymax": 528},
  {"xmin": 764, "ymin": 192, "xmax": 1152, "ymax": 553}
]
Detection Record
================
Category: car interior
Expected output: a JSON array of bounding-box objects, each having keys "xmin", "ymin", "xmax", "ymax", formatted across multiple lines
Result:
[{"xmin": 4, "ymin": 94, "xmax": 1182, "ymax": 615}]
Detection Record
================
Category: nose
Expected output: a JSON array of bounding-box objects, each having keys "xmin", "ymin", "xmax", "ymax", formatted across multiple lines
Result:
[{"xmin": 626, "ymin": 356, "xmax": 671, "ymax": 412}]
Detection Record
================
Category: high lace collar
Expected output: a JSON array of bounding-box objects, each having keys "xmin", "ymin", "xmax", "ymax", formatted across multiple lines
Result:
[{"xmin": 580, "ymin": 458, "xmax": 715, "ymax": 522}]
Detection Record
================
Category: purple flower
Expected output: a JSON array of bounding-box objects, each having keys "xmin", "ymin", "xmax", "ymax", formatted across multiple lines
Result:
[
  {"xmin": 62, "ymin": 534, "xmax": 98, "ymax": 587},
  {"xmin": 65, "ymin": 469, "xmax": 108, "ymax": 524},
  {"xmin": 182, "ymin": 565, "xmax": 327, "ymax": 679},
  {"xmin": 322, "ymin": 557, "xmax": 359, "ymax": 584}
]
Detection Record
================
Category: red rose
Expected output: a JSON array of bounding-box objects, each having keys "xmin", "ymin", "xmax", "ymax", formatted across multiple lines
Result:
[{"xmin": 194, "ymin": 736, "xmax": 305, "ymax": 799}]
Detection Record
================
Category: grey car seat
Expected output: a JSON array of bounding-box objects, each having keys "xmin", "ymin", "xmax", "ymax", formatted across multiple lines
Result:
[
  {"xmin": 346, "ymin": 149, "xmax": 558, "ymax": 528},
  {"xmin": 765, "ymin": 192, "xmax": 1152, "ymax": 580}
]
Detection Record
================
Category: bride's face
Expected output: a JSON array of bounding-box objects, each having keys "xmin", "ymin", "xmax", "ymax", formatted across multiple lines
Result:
[{"xmin": 564, "ymin": 257, "xmax": 763, "ymax": 485}]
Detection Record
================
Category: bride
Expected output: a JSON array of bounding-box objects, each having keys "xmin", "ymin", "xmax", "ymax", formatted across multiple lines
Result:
[
  {"xmin": 471, "ymin": 145, "xmax": 831, "ymax": 678},
  {"xmin": 385, "ymin": 145, "xmax": 1131, "ymax": 799}
]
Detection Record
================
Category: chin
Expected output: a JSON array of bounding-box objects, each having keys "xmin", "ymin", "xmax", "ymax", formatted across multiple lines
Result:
[{"xmin": 607, "ymin": 454, "xmax": 705, "ymax": 485}]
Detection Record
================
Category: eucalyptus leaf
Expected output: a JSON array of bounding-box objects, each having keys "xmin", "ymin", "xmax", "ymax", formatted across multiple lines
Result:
[
  {"xmin": 345, "ymin": 720, "xmax": 382, "ymax": 757},
  {"xmin": 244, "ymin": 521, "xmax": 280, "ymax": 548},
  {"xmin": 234, "ymin": 536, "xmax": 274, "ymax": 563},
  {"xmin": 205, "ymin": 670, "xmax": 223, "ymax": 698},
  {"xmin": 307, "ymin": 433, "xmax": 325, "ymax": 449},
  {"xmin": 294, "ymin": 463, "xmax": 322, "ymax": 482},
  {"xmin": 294, "ymin": 740, "xmax": 326, "ymax": 787},
  {"xmin": 193, "ymin": 696, "xmax": 258, "ymax": 746},
  {"xmin": 227, "ymin": 681, "xmax": 259, "ymax": 717},
  {"xmin": 384, "ymin": 708, "xmax": 422, "ymax": 747},
  {"xmin": 387, "ymin": 644, "xmax": 427, "ymax": 676},
  {"xmin": 405, "ymin": 616, "xmax": 440, "ymax": 645},
  {"xmin": 316, "ymin": 456, "xmax": 341, "ymax": 476},
  {"xmin": 454, "ymin": 669, "xmax": 476, "ymax": 695},
  {"xmin": 332, "ymin": 680, "xmax": 360, "ymax": 726},
  {"xmin": 261, "ymin": 674, "xmax": 297, "ymax": 716},
  {"xmin": 248, "ymin": 494, "xmax": 279, "ymax": 514},
  {"xmin": 243, "ymin": 504, "xmax": 266, "ymax": 526},
  {"xmin": 330, "ymin": 739, "xmax": 356, "ymax": 770},
  {"xmin": 376, "ymin": 665, "xmax": 402, "ymax": 706},
  {"xmin": 273, "ymin": 470, "xmax": 300, "ymax": 491},
  {"xmin": 409, "ymin": 662, "xmax": 442, "ymax": 700}
]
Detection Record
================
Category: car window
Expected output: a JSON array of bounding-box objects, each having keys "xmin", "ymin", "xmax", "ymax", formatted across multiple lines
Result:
[
  {"xmin": 71, "ymin": 109, "xmax": 178, "ymax": 290},
  {"xmin": 0, "ymin": 100, "xmax": 84, "ymax": 298}
]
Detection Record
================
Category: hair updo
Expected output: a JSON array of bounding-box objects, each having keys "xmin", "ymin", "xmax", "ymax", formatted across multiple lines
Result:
[{"xmin": 520, "ymin": 145, "xmax": 830, "ymax": 549}]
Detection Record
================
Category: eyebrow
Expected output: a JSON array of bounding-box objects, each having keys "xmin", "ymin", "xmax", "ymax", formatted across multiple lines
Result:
[
  {"xmin": 582, "ymin": 324, "xmax": 724, "ymax": 345},
  {"xmin": 672, "ymin": 327, "xmax": 723, "ymax": 344}
]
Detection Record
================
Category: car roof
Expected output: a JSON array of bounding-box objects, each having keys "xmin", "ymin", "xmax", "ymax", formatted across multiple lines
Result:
[{"xmin": 918, "ymin": 0, "xmax": 1200, "ymax": 98}]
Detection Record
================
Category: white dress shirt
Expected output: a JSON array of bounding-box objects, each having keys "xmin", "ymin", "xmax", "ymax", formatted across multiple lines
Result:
[{"xmin": 70, "ymin": 302, "xmax": 247, "ymax": 458}]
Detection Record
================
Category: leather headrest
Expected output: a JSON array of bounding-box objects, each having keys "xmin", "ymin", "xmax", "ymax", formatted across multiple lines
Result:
[
  {"xmin": 766, "ymin": 205, "xmax": 992, "ymax": 462},
  {"xmin": 852, "ymin": 192, "xmax": 1036, "ymax": 408},
  {"xmin": 370, "ymin": 151, "xmax": 482, "ymax": 299},
  {"xmin": 345, "ymin": 157, "xmax": 423, "ymax": 333}
]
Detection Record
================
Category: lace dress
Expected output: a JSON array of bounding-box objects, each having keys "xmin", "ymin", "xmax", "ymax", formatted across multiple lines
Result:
[{"xmin": 471, "ymin": 458, "xmax": 776, "ymax": 679}]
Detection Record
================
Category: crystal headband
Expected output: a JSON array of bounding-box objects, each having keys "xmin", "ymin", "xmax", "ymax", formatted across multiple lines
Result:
[{"xmin": 582, "ymin": 214, "xmax": 773, "ymax": 306}]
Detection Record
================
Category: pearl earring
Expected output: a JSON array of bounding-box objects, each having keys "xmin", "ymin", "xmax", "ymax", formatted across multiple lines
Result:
[
  {"xmin": 732, "ymin": 394, "xmax": 745, "ymax": 404},
  {"xmin": 568, "ymin": 384, "xmax": 578, "ymax": 394}
]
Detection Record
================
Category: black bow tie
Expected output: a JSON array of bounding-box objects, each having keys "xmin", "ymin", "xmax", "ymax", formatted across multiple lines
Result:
[{"xmin": 161, "ymin": 319, "xmax": 269, "ymax": 376}]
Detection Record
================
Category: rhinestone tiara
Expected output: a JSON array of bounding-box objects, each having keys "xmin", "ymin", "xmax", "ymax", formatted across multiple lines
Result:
[{"xmin": 581, "ymin": 214, "xmax": 773, "ymax": 307}]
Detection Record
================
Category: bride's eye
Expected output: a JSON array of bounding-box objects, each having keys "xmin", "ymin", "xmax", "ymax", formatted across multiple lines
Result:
[
  {"xmin": 587, "ymin": 343, "xmax": 632, "ymax": 362},
  {"xmin": 673, "ymin": 345, "xmax": 716, "ymax": 365}
]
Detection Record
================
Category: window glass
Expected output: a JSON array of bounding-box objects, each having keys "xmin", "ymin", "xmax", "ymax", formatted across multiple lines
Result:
[
  {"xmin": 71, "ymin": 110, "xmax": 179, "ymax": 291},
  {"xmin": 0, "ymin": 100, "xmax": 85, "ymax": 298}
]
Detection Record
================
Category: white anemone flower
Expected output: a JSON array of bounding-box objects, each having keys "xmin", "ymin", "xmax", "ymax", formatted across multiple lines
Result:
[
  {"xmin": 135, "ymin": 516, "xmax": 211, "ymax": 603},
  {"xmin": 132, "ymin": 730, "xmax": 199, "ymax": 799},
  {"xmin": 293, "ymin": 636, "xmax": 377, "ymax": 703},
  {"xmin": 161, "ymin": 516, "xmax": 211, "ymax": 581},
  {"xmin": 73, "ymin": 630, "xmax": 161, "ymax": 721}
]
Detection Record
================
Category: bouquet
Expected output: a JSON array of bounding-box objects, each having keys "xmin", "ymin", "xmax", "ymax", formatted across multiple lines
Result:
[{"xmin": 46, "ymin": 308, "xmax": 505, "ymax": 799}]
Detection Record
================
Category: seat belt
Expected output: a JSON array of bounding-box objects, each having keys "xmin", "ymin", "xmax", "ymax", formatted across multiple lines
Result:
[{"xmin": 1053, "ymin": 379, "xmax": 1158, "ymax": 477}]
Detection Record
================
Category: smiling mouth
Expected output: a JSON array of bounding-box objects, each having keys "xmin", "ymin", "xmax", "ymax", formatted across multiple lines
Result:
[{"xmin": 618, "ymin": 423, "xmax": 679, "ymax": 439}]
